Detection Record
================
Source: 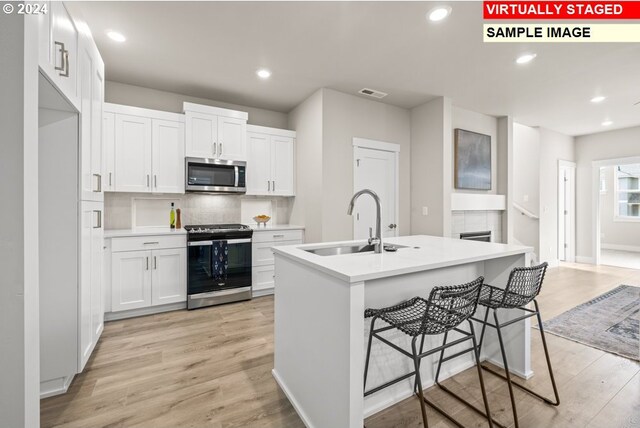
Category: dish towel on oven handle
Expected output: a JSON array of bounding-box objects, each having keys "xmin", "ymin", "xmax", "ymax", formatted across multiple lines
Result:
[{"xmin": 213, "ymin": 240, "xmax": 229, "ymax": 281}]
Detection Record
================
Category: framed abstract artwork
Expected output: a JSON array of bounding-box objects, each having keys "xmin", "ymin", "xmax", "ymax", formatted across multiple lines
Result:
[{"xmin": 454, "ymin": 128, "xmax": 491, "ymax": 190}]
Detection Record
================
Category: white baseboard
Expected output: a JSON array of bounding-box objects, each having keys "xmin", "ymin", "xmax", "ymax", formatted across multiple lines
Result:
[
  {"xmin": 252, "ymin": 288, "xmax": 274, "ymax": 298},
  {"xmin": 544, "ymin": 259, "xmax": 560, "ymax": 268},
  {"xmin": 272, "ymin": 369, "xmax": 314, "ymax": 428},
  {"xmin": 482, "ymin": 356, "xmax": 533, "ymax": 380},
  {"xmin": 40, "ymin": 374, "xmax": 75, "ymax": 398},
  {"xmin": 105, "ymin": 302, "xmax": 186, "ymax": 321},
  {"xmin": 601, "ymin": 243, "xmax": 640, "ymax": 253},
  {"xmin": 575, "ymin": 256, "xmax": 595, "ymax": 264}
]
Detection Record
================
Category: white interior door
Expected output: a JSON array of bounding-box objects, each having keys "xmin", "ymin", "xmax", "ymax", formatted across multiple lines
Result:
[
  {"xmin": 353, "ymin": 143, "xmax": 398, "ymax": 240},
  {"xmin": 558, "ymin": 162, "xmax": 576, "ymax": 262}
]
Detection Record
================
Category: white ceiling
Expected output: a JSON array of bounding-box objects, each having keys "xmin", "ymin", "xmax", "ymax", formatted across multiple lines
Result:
[{"xmin": 68, "ymin": 1, "xmax": 640, "ymax": 136}]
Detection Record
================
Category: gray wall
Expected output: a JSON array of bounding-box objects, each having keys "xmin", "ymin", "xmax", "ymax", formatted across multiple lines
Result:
[
  {"xmin": 599, "ymin": 166, "xmax": 640, "ymax": 249},
  {"xmin": 0, "ymin": 13, "xmax": 40, "ymax": 427},
  {"xmin": 106, "ymin": 81, "xmax": 289, "ymax": 129},
  {"xmin": 575, "ymin": 126, "xmax": 640, "ymax": 260},
  {"xmin": 288, "ymin": 89, "xmax": 324, "ymax": 243},
  {"xmin": 539, "ymin": 128, "xmax": 575, "ymax": 264},
  {"xmin": 410, "ymin": 97, "xmax": 452, "ymax": 236},
  {"xmin": 321, "ymin": 88, "xmax": 411, "ymax": 241}
]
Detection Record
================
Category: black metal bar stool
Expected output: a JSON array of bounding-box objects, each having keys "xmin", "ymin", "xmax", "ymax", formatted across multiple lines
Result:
[
  {"xmin": 465, "ymin": 262, "xmax": 560, "ymax": 428},
  {"xmin": 363, "ymin": 277, "xmax": 495, "ymax": 428}
]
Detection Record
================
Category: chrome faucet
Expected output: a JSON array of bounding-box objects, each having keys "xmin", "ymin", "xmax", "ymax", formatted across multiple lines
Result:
[{"xmin": 347, "ymin": 189, "xmax": 382, "ymax": 253}]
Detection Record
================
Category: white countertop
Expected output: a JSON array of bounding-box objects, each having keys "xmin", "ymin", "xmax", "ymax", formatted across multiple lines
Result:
[
  {"xmin": 250, "ymin": 224, "xmax": 305, "ymax": 232},
  {"xmin": 105, "ymin": 227, "xmax": 187, "ymax": 238},
  {"xmin": 272, "ymin": 235, "xmax": 532, "ymax": 283}
]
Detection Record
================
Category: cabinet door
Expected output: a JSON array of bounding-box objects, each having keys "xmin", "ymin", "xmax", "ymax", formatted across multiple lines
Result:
[
  {"xmin": 217, "ymin": 116, "xmax": 246, "ymax": 160},
  {"xmin": 115, "ymin": 114, "xmax": 152, "ymax": 192},
  {"xmin": 90, "ymin": 61, "xmax": 104, "ymax": 201},
  {"xmin": 78, "ymin": 204, "xmax": 94, "ymax": 370},
  {"xmin": 49, "ymin": 1, "xmax": 79, "ymax": 106},
  {"xmin": 103, "ymin": 112, "xmax": 116, "ymax": 191},
  {"xmin": 246, "ymin": 132, "xmax": 271, "ymax": 195},
  {"xmin": 271, "ymin": 136, "xmax": 295, "ymax": 196},
  {"xmin": 79, "ymin": 45, "xmax": 94, "ymax": 200},
  {"xmin": 151, "ymin": 248, "xmax": 187, "ymax": 306},
  {"xmin": 37, "ymin": 1, "xmax": 51, "ymax": 70},
  {"xmin": 90, "ymin": 204, "xmax": 104, "ymax": 362},
  {"xmin": 252, "ymin": 265, "xmax": 275, "ymax": 293},
  {"xmin": 185, "ymin": 111, "xmax": 217, "ymax": 158},
  {"xmin": 111, "ymin": 250, "xmax": 152, "ymax": 312},
  {"xmin": 152, "ymin": 119, "xmax": 185, "ymax": 194}
]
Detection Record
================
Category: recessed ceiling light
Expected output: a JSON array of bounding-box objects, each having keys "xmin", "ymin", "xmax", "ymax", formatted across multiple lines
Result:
[
  {"xmin": 256, "ymin": 69, "xmax": 271, "ymax": 79},
  {"xmin": 602, "ymin": 120, "xmax": 613, "ymax": 126},
  {"xmin": 106, "ymin": 31, "xmax": 126, "ymax": 42},
  {"xmin": 590, "ymin": 96, "xmax": 606, "ymax": 103},
  {"xmin": 427, "ymin": 6, "xmax": 452, "ymax": 22},
  {"xmin": 516, "ymin": 53, "xmax": 537, "ymax": 64}
]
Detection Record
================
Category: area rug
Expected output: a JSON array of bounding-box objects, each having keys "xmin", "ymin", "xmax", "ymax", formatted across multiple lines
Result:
[{"xmin": 540, "ymin": 285, "xmax": 640, "ymax": 361}]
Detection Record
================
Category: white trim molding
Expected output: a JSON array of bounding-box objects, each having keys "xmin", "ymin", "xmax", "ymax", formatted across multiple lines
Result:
[
  {"xmin": 352, "ymin": 137, "xmax": 401, "ymax": 153},
  {"xmin": 575, "ymin": 255, "xmax": 595, "ymax": 264},
  {"xmin": 601, "ymin": 243, "xmax": 640, "ymax": 253}
]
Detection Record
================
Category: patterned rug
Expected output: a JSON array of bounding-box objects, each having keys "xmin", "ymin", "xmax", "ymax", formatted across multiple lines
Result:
[{"xmin": 540, "ymin": 285, "xmax": 640, "ymax": 361}]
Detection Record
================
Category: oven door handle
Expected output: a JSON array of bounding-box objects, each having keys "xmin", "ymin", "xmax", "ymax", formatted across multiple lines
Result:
[
  {"xmin": 220, "ymin": 238, "xmax": 252, "ymax": 244},
  {"xmin": 188, "ymin": 240, "xmax": 213, "ymax": 246}
]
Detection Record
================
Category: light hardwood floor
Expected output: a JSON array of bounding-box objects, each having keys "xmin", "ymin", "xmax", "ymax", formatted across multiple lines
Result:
[{"xmin": 41, "ymin": 263, "xmax": 640, "ymax": 428}]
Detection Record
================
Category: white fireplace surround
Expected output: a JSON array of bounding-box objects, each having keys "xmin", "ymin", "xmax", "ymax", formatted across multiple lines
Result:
[{"xmin": 452, "ymin": 210, "xmax": 503, "ymax": 243}]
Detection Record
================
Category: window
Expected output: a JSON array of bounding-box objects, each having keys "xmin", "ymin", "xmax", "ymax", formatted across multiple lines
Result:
[{"xmin": 614, "ymin": 164, "xmax": 640, "ymax": 221}]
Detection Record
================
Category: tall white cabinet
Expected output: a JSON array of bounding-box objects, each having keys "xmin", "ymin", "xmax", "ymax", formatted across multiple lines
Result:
[
  {"xmin": 39, "ymin": 3, "xmax": 106, "ymax": 398},
  {"xmin": 184, "ymin": 102, "xmax": 248, "ymax": 160},
  {"xmin": 246, "ymin": 125, "xmax": 296, "ymax": 196},
  {"xmin": 103, "ymin": 104, "xmax": 185, "ymax": 194}
]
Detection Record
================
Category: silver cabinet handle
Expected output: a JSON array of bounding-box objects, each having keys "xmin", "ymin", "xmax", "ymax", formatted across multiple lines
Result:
[
  {"xmin": 109, "ymin": 172, "xmax": 112, "ymax": 186},
  {"xmin": 219, "ymin": 143, "xmax": 223, "ymax": 157},
  {"xmin": 154, "ymin": 175, "xmax": 157, "ymax": 188},
  {"xmin": 146, "ymin": 174, "xmax": 150, "ymax": 188},
  {"xmin": 154, "ymin": 256, "xmax": 157, "ymax": 270},
  {"xmin": 93, "ymin": 210, "xmax": 102, "ymax": 228},
  {"xmin": 60, "ymin": 50, "xmax": 70, "ymax": 77},
  {"xmin": 273, "ymin": 234, "xmax": 285, "ymax": 238},
  {"xmin": 54, "ymin": 41, "xmax": 65, "ymax": 71},
  {"xmin": 93, "ymin": 173, "xmax": 102, "ymax": 192},
  {"xmin": 273, "ymin": 180, "xmax": 275, "ymax": 192},
  {"xmin": 268, "ymin": 181, "xmax": 271, "ymax": 191},
  {"xmin": 146, "ymin": 257, "xmax": 149, "ymax": 270},
  {"xmin": 143, "ymin": 241, "xmax": 159, "ymax": 245},
  {"xmin": 213, "ymin": 142, "xmax": 217, "ymax": 157}
]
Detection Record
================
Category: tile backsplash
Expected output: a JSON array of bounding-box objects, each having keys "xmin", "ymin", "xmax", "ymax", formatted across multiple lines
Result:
[{"xmin": 104, "ymin": 193, "xmax": 293, "ymax": 229}]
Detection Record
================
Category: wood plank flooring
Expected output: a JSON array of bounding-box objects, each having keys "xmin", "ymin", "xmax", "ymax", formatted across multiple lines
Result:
[{"xmin": 41, "ymin": 263, "xmax": 640, "ymax": 428}]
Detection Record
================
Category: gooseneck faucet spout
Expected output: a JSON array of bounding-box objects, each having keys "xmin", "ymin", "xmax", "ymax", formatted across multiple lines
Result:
[{"xmin": 347, "ymin": 189, "xmax": 383, "ymax": 253}]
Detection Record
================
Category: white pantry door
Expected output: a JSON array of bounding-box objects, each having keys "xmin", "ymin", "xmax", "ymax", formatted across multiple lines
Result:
[
  {"xmin": 353, "ymin": 141, "xmax": 399, "ymax": 240},
  {"xmin": 558, "ymin": 161, "xmax": 576, "ymax": 262}
]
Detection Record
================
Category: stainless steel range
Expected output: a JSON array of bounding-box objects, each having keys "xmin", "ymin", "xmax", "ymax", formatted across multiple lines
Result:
[{"xmin": 185, "ymin": 224, "xmax": 253, "ymax": 309}]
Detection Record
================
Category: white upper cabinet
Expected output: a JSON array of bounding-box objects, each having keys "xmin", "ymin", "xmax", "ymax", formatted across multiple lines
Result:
[
  {"xmin": 152, "ymin": 119, "xmax": 185, "ymax": 193},
  {"xmin": 271, "ymin": 135, "xmax": 295, "ymax": 196},
  {"xmin": 246, "ymin": 125, "xmax": 296, "ymax": 196},
  {"xmin": 103, "ymin": 112, "xmax": 115, "ymax": 192},
  {"xmin": 185, "ymin": 111, "xmax": 217, "ymax": 159},
  {"xmin": 184, "ymin": 102, "xmax": 248, "ymax": 160},
  {"xmin": 78, "ymin": 34, "xmax": 104, "ymax": 202},
  {"xmin": 105, "ymin": 104, "xmax": 185, "ymax": 194},
  {"xmin": 217, "ymin": 116, "xmax": 246, "ymax": 160},
  {"xmin": 38, "ymin": 1, "xmax": 80, "ymax": 109},
  {"xmin": 115, "ymin": 114, "xmax": 153, "ymax": 193}
]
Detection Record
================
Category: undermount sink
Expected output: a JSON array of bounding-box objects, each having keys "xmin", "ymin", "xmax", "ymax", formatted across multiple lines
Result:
[{"xmin": 304, "ymin": 243, "xmax": 407, "ymax": 256}]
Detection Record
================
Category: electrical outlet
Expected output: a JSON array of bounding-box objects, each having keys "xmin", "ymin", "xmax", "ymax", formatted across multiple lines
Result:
[{"xmin": 422, "ymin": 207, "xmax": 429, "ymax": 216}]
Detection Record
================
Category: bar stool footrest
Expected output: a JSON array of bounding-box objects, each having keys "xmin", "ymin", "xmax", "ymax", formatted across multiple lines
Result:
[
  {"xmin": 434, "ymin": 383, "xmax": 507, "ymax": 428},
  {"xmin": 481, "ymin": 364, "xmax": 560, "ymax": 406}
]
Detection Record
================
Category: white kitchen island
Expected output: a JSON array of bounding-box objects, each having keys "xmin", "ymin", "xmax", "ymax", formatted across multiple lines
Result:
[{"xmin": 272, "ymin": 235, "xmax": 533, "ymax": 428}]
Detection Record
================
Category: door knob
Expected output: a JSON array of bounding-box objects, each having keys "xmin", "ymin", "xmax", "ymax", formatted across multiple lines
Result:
[{"xmin": 388, "ymin": 223, "xmax": 397, "ymax": 229}]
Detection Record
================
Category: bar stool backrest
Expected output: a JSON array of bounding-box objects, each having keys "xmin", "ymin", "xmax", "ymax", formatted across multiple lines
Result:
[
  {"xmin": 502, "ymin": 262, "xmax": 548, "ymax": 308},
  {"xmin": 423, "ymin": 276, "xmax": 484, "ymax": 335}
]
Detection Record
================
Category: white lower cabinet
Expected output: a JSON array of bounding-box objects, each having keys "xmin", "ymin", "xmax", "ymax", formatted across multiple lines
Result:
[
  {"xmin": 251, "ymin": 228, "xmax": 304, "ymax": 296},
  {"xmin": 110, "ymin": 235, "xmax": 187, "ymax": 315}
]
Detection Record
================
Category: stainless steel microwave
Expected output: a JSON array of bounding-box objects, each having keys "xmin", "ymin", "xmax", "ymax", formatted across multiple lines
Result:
[{"xmin": 185, "ymin": 157, "xmax": 246, "ymax": 193}]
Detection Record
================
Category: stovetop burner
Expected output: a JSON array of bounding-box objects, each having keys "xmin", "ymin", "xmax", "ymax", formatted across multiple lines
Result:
[{"xmin": 185, "ymin": 224, "xmax": 251, "ymax": 233}]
